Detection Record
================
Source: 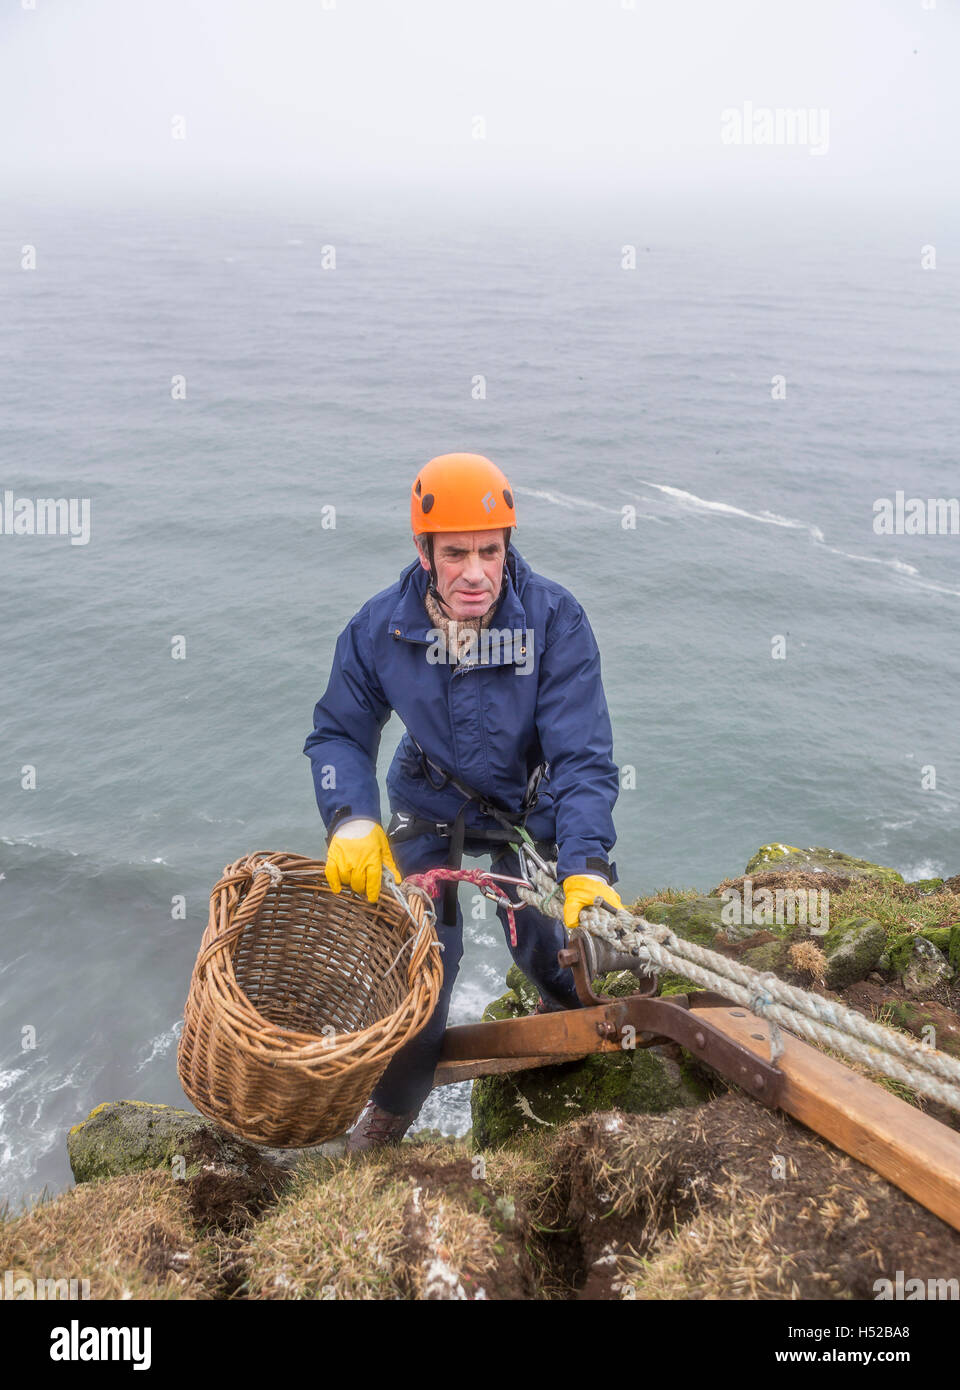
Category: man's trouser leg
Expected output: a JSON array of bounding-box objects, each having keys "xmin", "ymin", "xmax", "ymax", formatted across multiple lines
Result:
[
  {"xmin": 489, "ymin": 841, "xmax": 581, "ymax": 1011},
  {"xmin": 369, "ymin": 827, "xmax": 464, "ymax": 1118}
]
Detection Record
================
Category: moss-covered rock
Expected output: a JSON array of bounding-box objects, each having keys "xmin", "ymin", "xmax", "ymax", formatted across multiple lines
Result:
[
  {"xmin": 743, "ymin": 845, "xmax": 904, "ymax": 884},
  {"xmin": 594, "ymin": 970, "xmax": 648, "ymax": 998},
  {"xmin": 741, "ymin": 940, "xmax": 788, "ymax": 974},
  {"xmin": 506, "ymin": 964, "xmax": 540, "ymax": 1014},
  {"xmin": 481, "ymin": 990, "xmax": 527, "ymax": 1023},
  {"xmin": 820, "ymin": 917, "xmax": 886, "ymax": 989},
  {"xmin": 67, "ymin": 1100, "xmax": 290, "ymax": 1230},
  {"xmin": 881, "ymin": 926, "xmax": 960, "ymax": 976},
  {"xmin": 68, "ymin": 1101, "xmax": 216, "ymax": 1183},
  {"xmin": 643, "ymin": 894, "xmax": 756, "ymax": 945},
  {"xmin": 471, "ymin": 1045, "xmax": 713, "ymax": 1150},
  {"xmin": 881, "ymin": 934, "xmax": 954, "ymax": 996},
  {"xmin": 908, "ymin": 877, "xmax": 945, "ymax": 895},
  {"xmin": 901, "ymin": 937, "xmax": 954, "ymax": 997},
  {"xmin": 913, "ymin": 925, "xmax": 960, "ymax": 971},
  {"xmin": 471, "ymin": 967, "xmax": 715, "ymax": 1149}
]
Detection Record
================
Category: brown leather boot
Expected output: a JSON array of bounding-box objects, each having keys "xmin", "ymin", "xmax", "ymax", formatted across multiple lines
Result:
[{"xmin": 347, "ymin": 1100, "xmax": 418, "ymax": 1152}]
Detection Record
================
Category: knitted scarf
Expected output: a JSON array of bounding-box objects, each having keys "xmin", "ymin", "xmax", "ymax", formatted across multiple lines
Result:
[{"xmin": 423, "ymin": 578, "xmax": 503, "ymax": 664}]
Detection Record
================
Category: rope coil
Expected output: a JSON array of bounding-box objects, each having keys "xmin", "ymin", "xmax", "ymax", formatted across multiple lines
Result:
[{"xmin": 514, "ymin": 856, "xmax": 960, "ymax": 1113}]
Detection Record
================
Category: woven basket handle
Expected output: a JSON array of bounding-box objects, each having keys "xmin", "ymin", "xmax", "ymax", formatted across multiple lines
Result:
[
  {"xmin": 395, "ymin": 877, "xmax": 443, "ymax": 986},
  {"xmin": 196, "ymin": 859, "xmax": 281, "ymax": 974}
]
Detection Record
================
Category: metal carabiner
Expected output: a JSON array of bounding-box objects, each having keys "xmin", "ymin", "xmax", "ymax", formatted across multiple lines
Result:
[{"xmin": 473, "ymin": 871, "xmax": 538, "ymax": 913}]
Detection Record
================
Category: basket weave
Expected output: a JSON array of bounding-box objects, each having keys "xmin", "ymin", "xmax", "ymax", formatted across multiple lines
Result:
[{"xmin": 177, "ymin": 850, "xmax": 443, "ymax": 1146}]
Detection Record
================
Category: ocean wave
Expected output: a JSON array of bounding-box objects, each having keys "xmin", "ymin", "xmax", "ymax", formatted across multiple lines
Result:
[
  {"xmin": 135, "ymin": 1021, "xmax": 184, "ymax": 1073},
  {"xmin": 904, "ymin": 858, "xmax": 947, "ymax": 881},
  {"xmin": 516, "ymin": 485, "xmax": 662, "ymax": 522},
  {"xmin": 0, "ymin": 837, "xmax": 178, "ymax": 876},
  {"xmin": 634, "ymin": 482, "xmax": 821, "ymax": 537},
  {"xmin": 821, "ymin": 545, "xmax": 919, "ymax": 577},
  {"xmin": 636, "ymin": 481, "xmax": 960, "ymax": 600}
]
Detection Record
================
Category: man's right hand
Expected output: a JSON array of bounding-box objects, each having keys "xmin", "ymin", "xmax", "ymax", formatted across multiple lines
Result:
[{"xmin": 324, "ymin": 818, "xmax": 402, "ymax": 903}]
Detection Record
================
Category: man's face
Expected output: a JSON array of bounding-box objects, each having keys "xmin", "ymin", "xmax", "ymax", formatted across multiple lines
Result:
[{"xmin": 418, "ymin": 530, "xmax": 505, "ymax": 621}]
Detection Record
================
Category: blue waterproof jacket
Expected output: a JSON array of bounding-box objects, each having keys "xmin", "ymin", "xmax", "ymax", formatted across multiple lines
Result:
[{"xmin": 303, "ymin": 546, "xmax": 619, "ymax": 885}]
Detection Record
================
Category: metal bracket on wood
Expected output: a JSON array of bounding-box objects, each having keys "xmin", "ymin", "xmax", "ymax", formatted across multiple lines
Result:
[{"xmin": 434, "ymin": 936, "xmax": 783, "ymax": 1106}]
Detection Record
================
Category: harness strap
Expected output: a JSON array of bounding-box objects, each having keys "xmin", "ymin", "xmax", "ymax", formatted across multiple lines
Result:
[
  {"xmin": 386, "ymin": 809, "xmax": 520, "ymax": 846},
  {"xmin": 389, "ymin": 736, "xmax": 551, "ymax": 927}
]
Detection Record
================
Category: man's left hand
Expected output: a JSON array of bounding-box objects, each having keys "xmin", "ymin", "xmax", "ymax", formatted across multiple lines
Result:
[{"xmin": 561, "ymin": 874, "xmax": 623, "ymax": 931}]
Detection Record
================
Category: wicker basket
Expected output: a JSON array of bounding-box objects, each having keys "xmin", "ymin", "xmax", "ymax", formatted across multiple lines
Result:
[{"xmin": 177, "ymin": 850, "xmax": 443, "ymax": 1146}]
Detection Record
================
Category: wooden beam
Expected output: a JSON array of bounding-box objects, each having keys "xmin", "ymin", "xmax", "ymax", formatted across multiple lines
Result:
[
  {"xmin": 434, "ymin": 1054, "xmax": 577, "ymax": 1086},
  {"xmin": 691, "ymin": 1003, "xmax": 960, "ymax": 1234}
]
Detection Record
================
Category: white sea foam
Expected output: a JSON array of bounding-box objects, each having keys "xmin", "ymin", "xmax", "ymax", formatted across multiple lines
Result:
[
  {"xmin": 904, "ymin": 858, "xmax": 946, "ymax": 881},
  {"xmin": 136, "ymin": 1021, "xmax": 184, "ymax": 1073},
  {"xmin": 637, "ymin": 481, "xmax": 960, "ymax": 599},
  {"xmin": 516, "ymin": 485, "xmax": 662, "ymax": 522},
  {"xmin": 635, "ymin": 482, "xmax": 815, "ymax": 534}
]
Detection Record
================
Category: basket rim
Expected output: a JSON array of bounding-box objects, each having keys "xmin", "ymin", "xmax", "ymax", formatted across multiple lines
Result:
[{"xmin": 189, "ymin": 850, "xmax": 443, "ymax": 1066}]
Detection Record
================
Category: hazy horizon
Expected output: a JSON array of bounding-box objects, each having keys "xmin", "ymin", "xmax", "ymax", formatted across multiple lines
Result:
[{"xmin": 1, "ymin": 0, "xmax": 956, "ymax": 211}]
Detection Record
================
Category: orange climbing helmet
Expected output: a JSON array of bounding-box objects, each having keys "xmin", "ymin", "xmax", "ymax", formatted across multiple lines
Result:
[{"xmin": 410, "ymin": 453, "xmax": 518, "ymax": 537}]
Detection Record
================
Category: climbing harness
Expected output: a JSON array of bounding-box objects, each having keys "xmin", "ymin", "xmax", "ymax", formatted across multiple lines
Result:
[{"xmin": 386, "ymin": 733, "xmax": 554, "ymax": 927}]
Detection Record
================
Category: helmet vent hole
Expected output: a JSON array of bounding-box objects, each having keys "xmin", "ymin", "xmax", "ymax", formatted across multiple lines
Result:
[
  {"xmin": 503, "ymin": 488, "xmax": 513, "ymax": 508},
  {"xmin": 415, "ymin": 479, "xmax": 422, "ymax": 496},
  {"xmin": 421, "ymin": 493, "xmax": 435, "ymax": 513}
]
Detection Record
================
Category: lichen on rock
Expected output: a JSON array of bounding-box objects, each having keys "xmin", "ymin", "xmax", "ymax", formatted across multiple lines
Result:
[
  {"xmin": 68, "ymin": 1100, "xmax": 290, "ymax": 1231},
  {"xmin": 820, "ymin": 917, "xmax": 886, "ymax": 989},
  {"xmin": 743, "ymin": 844, "xmax": 904, "ymax": 884}
]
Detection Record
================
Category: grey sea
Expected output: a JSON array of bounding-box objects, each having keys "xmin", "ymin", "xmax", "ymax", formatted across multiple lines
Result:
[{"xmin": 2, "ymin": 188, "xmax": 958, "ymax": 1208}]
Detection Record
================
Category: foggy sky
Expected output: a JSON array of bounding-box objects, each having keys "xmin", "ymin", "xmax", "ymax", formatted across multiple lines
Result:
[{"xmin": 0, "ymin": 0, "xmax": 956, "ymax": 205}]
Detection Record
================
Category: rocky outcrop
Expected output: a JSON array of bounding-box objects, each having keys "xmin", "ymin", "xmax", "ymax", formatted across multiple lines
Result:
[
  {"xmin": 68, "ymin": 1100, "xmax": 293, "ymax": 1231},
  {"xmin": 743, "ymin": 844, "xmax": 904, "ymax": 884},
  {"xmin": 820, "ymin": 917, "xmax": 886, "ymax": 989},
  {"xmin": 643, "ymin": 894, "xmax": 757, "ymax": 945}
]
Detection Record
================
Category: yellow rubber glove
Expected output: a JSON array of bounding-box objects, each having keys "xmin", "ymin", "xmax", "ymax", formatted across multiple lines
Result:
[
  {"xmin": 325, "ymin": 819, "xmax": 401, "ymax": 903},
  {"xmin": 562, "ymin": 873, "xmax": 623, "ymax": 931}
]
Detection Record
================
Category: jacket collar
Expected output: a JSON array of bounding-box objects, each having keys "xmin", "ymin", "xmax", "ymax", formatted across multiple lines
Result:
[{"xmin": 387, "ymin": 546, "xmax": 529, "ymax": 659}]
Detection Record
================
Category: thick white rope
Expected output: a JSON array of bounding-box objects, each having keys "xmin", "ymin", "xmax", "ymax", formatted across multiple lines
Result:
[{"xmin": 517, "ymin": 862, "xmax": 960, "ymax": 1113}]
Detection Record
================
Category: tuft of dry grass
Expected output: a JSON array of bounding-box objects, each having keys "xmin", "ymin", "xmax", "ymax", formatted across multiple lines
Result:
[
  {"xmin": 614, "ymin": 1187, "xmax": 809, "ymax": 1300},
  {"xmin": 239, "ymin": 1139, "xmax": 541, "ymax": 1300},
  {"xmin": 630, "ymin": 886, "xmax": 702, "ymax": 916},
  {"xmin": 788, "ymin": 939, "xmax": 827, "ymax": 984},
  {"xmin": 0, "ymin": 1171, "xmax": 222, "ymax": 1300}
]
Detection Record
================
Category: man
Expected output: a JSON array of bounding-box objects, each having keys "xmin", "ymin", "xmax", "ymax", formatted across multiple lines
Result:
[{"xmin": 303, "ymin": 452, "xmax": 622, "ymax": 1150}]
